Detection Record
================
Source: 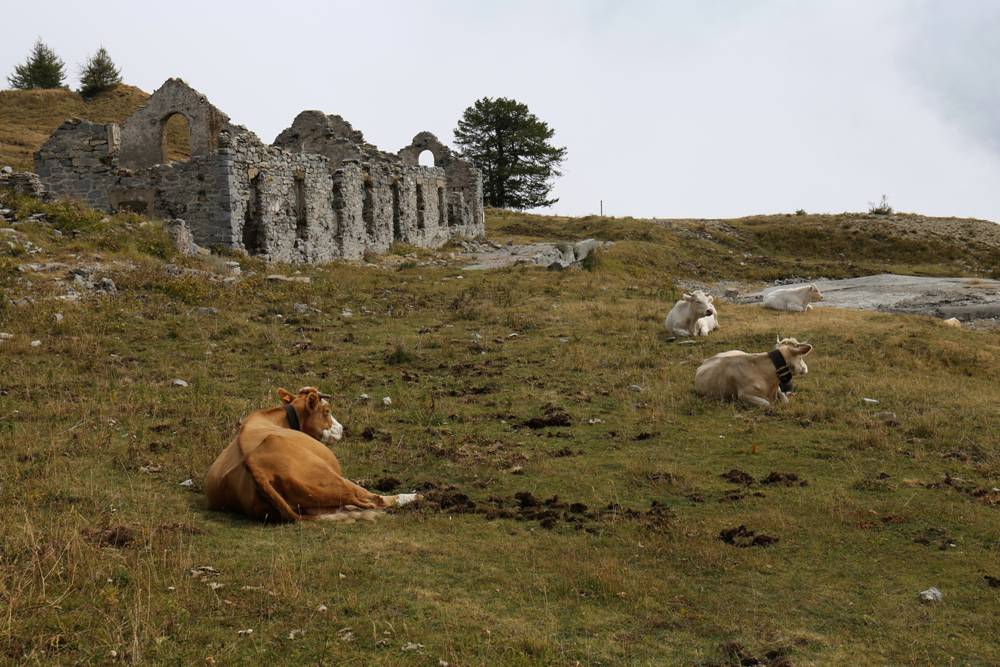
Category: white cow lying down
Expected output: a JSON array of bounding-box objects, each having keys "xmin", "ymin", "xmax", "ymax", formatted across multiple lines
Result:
[
  {"xmin": 695, "ymin": 337, "xmax": 813, "ymax": 407},
  {"xmin": 763, "ymin": 284, "xmax": 823, "ymax": 312},
  {"xmin": 665, "ymin": 291, "xmax": 718, "ymax": 337}
]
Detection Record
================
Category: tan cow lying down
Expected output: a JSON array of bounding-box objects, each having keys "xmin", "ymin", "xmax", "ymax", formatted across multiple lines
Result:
[
  {"xmin": 763, "ymin": 284, "xmax": 823, "ymax": 312},
  {"xmin": 695, "ymin": 337, "xmax": 813, "ymax": 407},
  {"xmin": 205, "ymin": 387, "xmax": 417, "ymax": 522}
]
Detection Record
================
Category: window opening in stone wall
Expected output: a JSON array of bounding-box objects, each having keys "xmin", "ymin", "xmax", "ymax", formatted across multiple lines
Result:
[
  {"xmin": 416, "ymin": 184, "xmax": 426, "ymax": 230},
  {"xmin": 418, "ymin": 150, "xmax": 434, "ymax": 167},
  {"xmin": 391, "ymin": 181, "xmax": 402, "ymax": 241},
  {"xmin": 161, "ymin": 112, "xmax": 192, "ymax": 164},
  {"xmin": 362, "ymin": 174, "xmax": 375, "ymax": 237},
  {"xmin": 243, "ymin": 174, "xmax": 265, "ymax": 255},
  {"xmin": 437, "ymin": 186, "xmax": 446, "ymax": 227},
  {"xmin": 448, "ymin": 195, "xmax": 463, "ymax": 227},
  {"xmin": 294, "ymin": 172, "xmax": 307, "ymax": 241}
]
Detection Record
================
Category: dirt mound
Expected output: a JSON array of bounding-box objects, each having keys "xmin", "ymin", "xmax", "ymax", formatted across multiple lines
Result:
[
  {"xmin": 83, "ymin": 525, "xmax": 135, "ymax": 549},
  {"xmin": 721, "ymin": 469, "xmax": 755, "ymax": 485},
  {"xmin": 718, "ymin": 525, "xmax": 779, "ymax": 548},
  {"xmin": 702, "ymin": 641, "xmax": 793, "ymax": 667},
  {"xmin": 401, "ymin": 484, "xmax": 673, "ymax": 531},
  {"xmin": 522, "ymin": 404, "xmax": 572, "ymax": 429}
]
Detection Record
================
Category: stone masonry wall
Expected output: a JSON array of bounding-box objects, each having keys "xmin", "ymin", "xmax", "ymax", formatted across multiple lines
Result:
[
  {"xmin": 33, "ymin": 78, "xmax": 485, "ymax": 263},
  {"xmin": 34, "ymin": 119, "xmax": 120, "ymax": 209}
]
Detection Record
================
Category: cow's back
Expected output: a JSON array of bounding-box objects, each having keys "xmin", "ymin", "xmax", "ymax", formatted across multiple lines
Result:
[
  {"xmin": 665, "ymin": 300, "xmax": 691, "ymax": 332},
  {"xmin": 763, "ymin": 286, "xmax": 806, "ymax": 310},
  {"xmin": 695, "ymin": 350, "xmax": 748, "ymax": 398}
]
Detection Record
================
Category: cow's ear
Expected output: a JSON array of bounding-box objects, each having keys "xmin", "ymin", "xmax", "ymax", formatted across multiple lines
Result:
[
  {"xmin": 277, "ymin": 388, "xmax": 294, "ymax": 404},
  {"xmin": 707, "ymin": 295, "xmax": 714, "ymax": 302},
  {"xmin": 306, "ymin": 391, "xmax": 320, "ymax": 411},
  {"xmin": 682, "ymin": 293, "xmax": 693, "ymax": 301},
  {"xmin": 795, "ymin": 343, "xmax": 813, "ymax": 356}
]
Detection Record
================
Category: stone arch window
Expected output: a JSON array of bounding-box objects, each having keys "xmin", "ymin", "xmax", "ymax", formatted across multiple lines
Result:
[
  {"xmin": 399, "ymin": 131, "xmax": 450, "ymax": 167},
  {"xmin": 418, "ymin": 150, "xmax": 435, "ymax": 167},
  {"xmin": 161, "ymin": 112, "xmax": 192, "ymax": 163}
]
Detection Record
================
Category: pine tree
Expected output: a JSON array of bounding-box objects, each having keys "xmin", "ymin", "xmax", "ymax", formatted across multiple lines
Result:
[
  {"xmin": 7, "ymin": 39, "xmax": 66, "ymax": 90},
  {"xmin": 79, "ymin": 46, "xmax": 123, "ymax": 98},
  {"xmin": 453, "ymin": 97, "xmax": 567, "ymax": 210}
]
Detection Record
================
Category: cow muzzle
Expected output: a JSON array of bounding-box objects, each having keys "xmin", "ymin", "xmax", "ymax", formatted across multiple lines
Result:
[{"xmin": 321, "ymin": 419, "xmax": 344, "ymax": 444}]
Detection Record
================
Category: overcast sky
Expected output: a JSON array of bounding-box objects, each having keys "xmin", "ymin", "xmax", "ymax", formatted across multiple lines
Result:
[{"xmin": 3, "ymin": 0, "xmax": 999, "ymax": 222}]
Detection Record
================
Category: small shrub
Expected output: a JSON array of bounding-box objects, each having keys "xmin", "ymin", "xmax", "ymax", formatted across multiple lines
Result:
[
  {"xmin": 868, "ymin": 195, "xmax": 893, "ymax": 216},
  {"xmin": 795, "ymin": 209, "xmax": 807, "ymax": 216},
  {"xmin": 581, "ymin": 248, "xmax": 602, "ymax": 271},
  {"xmin": 386, "ymin": 344, "xmax": 415, "ymax": 365}
]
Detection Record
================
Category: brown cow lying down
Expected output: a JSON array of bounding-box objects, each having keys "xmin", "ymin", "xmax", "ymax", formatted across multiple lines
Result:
[
  {"xmin": 205, "ymin": 387, "xmax": 417, "ymax": 522},
  {"xmin": 694, "ymin": 337, "xmax": 813, "ymax": 407}
]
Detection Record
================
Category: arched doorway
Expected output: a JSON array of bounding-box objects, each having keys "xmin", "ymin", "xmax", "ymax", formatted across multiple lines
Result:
[
  {"xmin": 418, "ymin": 149, "xmax": 435, "ymax": 167},
  {"xmin": 161, "ymin": 113, "xmax": 192, "ymax": 164}
]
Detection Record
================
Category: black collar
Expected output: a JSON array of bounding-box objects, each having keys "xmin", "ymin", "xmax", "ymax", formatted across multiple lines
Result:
[
  {"xmin": 283, "ymin": 403, "xmax": 301, "ymax": 431},
  {"xmin": 768, "ymin": 349, "xmax": 794, "ymax": 393}
]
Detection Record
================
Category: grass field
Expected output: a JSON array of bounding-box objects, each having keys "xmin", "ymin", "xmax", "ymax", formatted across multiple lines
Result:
[{"xmin": 1, "ymin": 194, "xmax": 999, "ymax": 666}]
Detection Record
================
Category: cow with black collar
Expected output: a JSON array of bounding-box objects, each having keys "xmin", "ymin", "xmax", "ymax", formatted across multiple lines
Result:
[{"xmin": 694, "ymin": 337, "xmax": 813, "ymax": 407}]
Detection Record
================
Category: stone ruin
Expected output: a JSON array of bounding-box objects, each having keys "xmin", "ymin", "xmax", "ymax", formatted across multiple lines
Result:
[{"xmin": 33, "ymin": 78, "xmax": 485, "ymax": 262}]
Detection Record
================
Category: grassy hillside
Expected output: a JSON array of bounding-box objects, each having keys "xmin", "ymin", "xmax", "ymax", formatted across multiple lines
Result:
[
  {"xmin": 1, "ymin": 194, "xmax": 998, "ymax": 666},
  {"xmin": 0, "ymin": 84, "xmax": 192, "ymax": 169},
  {"xmin": 0, "ymin": 85, "xmax": 149, "ymax": 170},
  {"xmin": 489, "ymin": 209, "xmax": 1000, "ymax": 282}
]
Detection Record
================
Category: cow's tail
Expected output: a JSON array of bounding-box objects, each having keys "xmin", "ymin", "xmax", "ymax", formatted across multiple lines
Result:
[{"xmin": 238, "ymin": 435, "xmax": 303, "ymax": 522}]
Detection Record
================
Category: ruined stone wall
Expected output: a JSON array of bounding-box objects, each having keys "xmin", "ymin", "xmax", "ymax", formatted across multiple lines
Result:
[
  {"xmin": 119, "ymin": 78, "xmax": 230, "ymax": 170},
  {"xmin": 225, "ymin": 128, "xmax": 341, "ymax": 262},
  {"xmin": 34, "ymin": 119, "xmax": 120, "ymax": 209},
  {"xmin": 35, "ymin": 118, "xmax": 233, "ymax": 245},
  {"xmin": 119, "ymin": 154, "xmax": 231, "ymax": 246},
  {"xmin": 33, "ymin": 77, "xmax": 486, "ymax": 264},
  {"xmin": 398, "ymin": 131, "xmax": 485, "ymax": 237}
]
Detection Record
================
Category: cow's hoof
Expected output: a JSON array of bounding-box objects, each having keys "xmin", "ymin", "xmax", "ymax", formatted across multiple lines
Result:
[{"xmin": 394, "ymin": 493, "xmax": 420, "ymax": 507}]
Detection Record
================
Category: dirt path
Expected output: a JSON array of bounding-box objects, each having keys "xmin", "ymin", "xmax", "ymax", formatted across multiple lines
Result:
[{"xmin": 744, "ymin": 274, "xmax": 1000, "ymax": 321}]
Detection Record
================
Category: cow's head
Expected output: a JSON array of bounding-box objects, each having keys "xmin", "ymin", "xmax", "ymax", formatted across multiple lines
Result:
[
  {"xmin": 683, "ymin": 290, "xmax": 715, "ymax": 318},
  {"xmin": 277, "ymin": 386, "xmax": 344, "ymax": 444},
  {"xmin": 807, "ymin": 284, "xmax": 824, "ymax": 302},
  {"xmin": 775, "ymin": 337, "xmax": 813, "ymax": 375}
]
